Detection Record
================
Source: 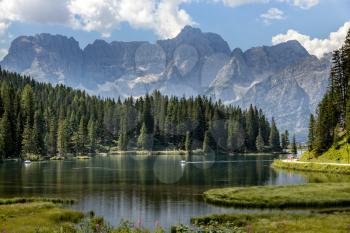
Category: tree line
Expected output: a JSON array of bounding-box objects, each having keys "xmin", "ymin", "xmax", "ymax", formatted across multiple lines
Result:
[
  {"xmin": 308, "ymin": 29, "xmax": 350, "ymax": 154},
  {"xmin": 0, "ymin": 68, "xmax": 284, "ymax": 159}
]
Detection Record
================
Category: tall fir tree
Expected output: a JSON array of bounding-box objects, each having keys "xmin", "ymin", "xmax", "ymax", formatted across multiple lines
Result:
[
  {"xmin": 21, "ymin": 119, "xmax": 33, "ymax": 156},
  {"xmin": 0, "ymin": 112, "xmax": 11, "ymax": 158},
  {"xmin": 203, "ymin": 130, "xmax": 210, "ymax": 153},
  {"xmin": 137, "ymin": 123, "xmax": 153, "ymax": 150},
  {"xmin": 31, "ymin": 111, "xmax": 45, "ymax": 156},
  {"xmin": 185, "ymin": 131, "xmax": 192, "ymax": 153},
  {"xmin": 57, "ymin": 119, "xmax": 69, "ymax": 156},
  {"xmin": 88, "ymin": 118, "xmax": 97, "ymax": 152},
  {"xmin": 256, "ymin": 129, "xmax": 265, "ymax": 153},
  {"xmin": 308, "ymin": 114, "xmax": 315, "ymax": 151},
  {"xmin": 291, "ymin": 135, "xmax": 297, "ymax": 155},
  {"xmin": 269, "ymin": 118, "xmax": 281, "ymax": 152}
]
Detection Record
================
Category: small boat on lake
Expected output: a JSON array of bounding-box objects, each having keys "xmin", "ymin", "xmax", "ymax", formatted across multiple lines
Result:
[
  {"xmin": 24, "ymin": 160, "xmax": 32, "ymax": 164},
  {"xmin": 180, "ymin": 160, "xmax": 187, "ymax": 165}
]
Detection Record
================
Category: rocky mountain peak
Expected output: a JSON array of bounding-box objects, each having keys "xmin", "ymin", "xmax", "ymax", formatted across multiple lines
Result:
[
  {"xmin": 157, "ymin": 26, "xmax": 231, "ymax": 60},
  {"xmin": 0, "ymin": 29, "xmax": 331, "ymax": 139}
]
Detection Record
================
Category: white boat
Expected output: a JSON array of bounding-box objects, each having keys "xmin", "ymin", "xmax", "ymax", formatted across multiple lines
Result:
[
  {"xmin": 24, "ymin": 160, "xmax": 32, "ymax": 164},
  {"xmin": 180, "ymin": 160, "xmax": 186, "ymax": 164}
]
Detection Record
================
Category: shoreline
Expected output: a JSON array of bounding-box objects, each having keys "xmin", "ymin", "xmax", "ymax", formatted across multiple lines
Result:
[{"xmin": 272, "ymin": 159, "xmax": 350, "ymax": 174}]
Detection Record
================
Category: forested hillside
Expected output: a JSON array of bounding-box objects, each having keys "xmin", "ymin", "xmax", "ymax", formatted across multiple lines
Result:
[
  {"xmin": 307, "ymin": 29, "xmax": 350, "ymax": 156},
  {"xmin": 0, "ymin": 69, "xmax": 281, "ymax": 159}
]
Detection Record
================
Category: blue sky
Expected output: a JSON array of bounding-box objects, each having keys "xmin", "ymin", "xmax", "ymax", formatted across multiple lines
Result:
[{"xmin": 0, "ymin": 0, "xmax": 349, "ymax": 59}]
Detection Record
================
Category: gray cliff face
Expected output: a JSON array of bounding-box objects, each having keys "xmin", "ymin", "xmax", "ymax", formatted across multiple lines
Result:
[
  {"xmin": 237, "ymin": 72, "xmax": 312, "ymax": 137},
  {"xmin": 0, "ymin": 27, "xmax": 331, "ymax": 139},
  {"xmin": 1, "ymin": 34, "xmax": 83, "ymax": 85}
]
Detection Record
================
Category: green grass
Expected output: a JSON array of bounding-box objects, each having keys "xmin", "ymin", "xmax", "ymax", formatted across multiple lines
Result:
[
  {"xmin": 23, "ymin": 153, "xmax": 43, "ymax": 161},
  {"xmin": 181, "ymin": 212, "xmax": 350, "ymax": 233},
  {"xmin": 272, "ymin": 160, "xmax": 350, "ymax": 174},
  {"xmin": 0, "ymin": 198, "xmax": 165, "ymax": 233},
  {"xmin": 0, "ymin": 197, "xmax": 75, "ymax": 205},
  {"xmin": 0, "ymin": 202, "xmax": 83, "ymax": 233},
  {"xmin": 50, "ymin": 156, "xmax": 66, "ymax": 160},
  {"xmin": 302, "ymin": 138, "xmax": 350, "ymax": 163},
  {"xmin": 203, "ymin": 183, "xmax": 350, "ymax": 208},
  {"xmin": 75, "ymin": 155, "xmax": 91, "ymax": 160}
]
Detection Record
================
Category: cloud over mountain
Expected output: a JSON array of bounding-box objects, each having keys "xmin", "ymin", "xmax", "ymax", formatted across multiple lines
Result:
[
  {"xmin": 0, "ymin": 0, "xmax": 323, "ymax": 41},
  {"xmin": 272, "ymin": 21, "xmax": 350, "ymax": 58},
  {"xmin": 0, "ymin": 0, "xmax": 194, "ymax": 39}
]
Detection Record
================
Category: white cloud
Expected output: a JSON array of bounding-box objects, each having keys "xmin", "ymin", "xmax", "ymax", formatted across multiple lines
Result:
[
  {"xmin": 0, "ymin": 0, "xmax": 193, "ymax": 39},
  {"xmin": 278, "ymin": 0, "xmax": 319, "ymax": 9},
  {"xmin": 220, "ymin": 0, "xmax": 318, "ymax": 9},
  {"xmin": 0, "ymin": 48, "xmax": 7, "ymax": 60},
  {"xmin": 0, "ymin": 0, "xmax": 321, "ymax": 41},
  {"xmin": 260, "ymin": 8, "xmax": 285, "ymax": 24},
  {"xmin": 0, "ymin": 0, "xmax": 71, "ymax": 24},
  {"xmin": 272, "ymin": 21, "xmax": 350, "ymax": 58},
  {"xmin": 0, "ymin": 22, "xmax": 9, "ymax": 37},
  {"xmin": 221, "ymin": 0, "xmax": 269, "ymax": 7}
]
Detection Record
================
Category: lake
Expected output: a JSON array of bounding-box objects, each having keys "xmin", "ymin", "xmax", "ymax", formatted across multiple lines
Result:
[{"xmin": 0, "ymin": 154, "xmax": 348, "ymax": 229}]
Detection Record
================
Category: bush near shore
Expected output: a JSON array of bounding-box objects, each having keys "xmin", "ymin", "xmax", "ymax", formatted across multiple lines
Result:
[{"xmin": 180, "ymin": 211, "xmax": 350, "ymax": 233}]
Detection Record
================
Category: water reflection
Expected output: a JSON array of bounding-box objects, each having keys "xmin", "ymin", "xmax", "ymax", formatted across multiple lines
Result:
[{"xmin": 0, "ymin": 154, "xmax": 348, "ymax": 229}]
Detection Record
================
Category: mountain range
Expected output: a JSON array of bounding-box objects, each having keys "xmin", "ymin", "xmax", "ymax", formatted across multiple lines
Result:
[{"xmin": 0, "ymin": 26, "xmax": 331, "ymax": 139}]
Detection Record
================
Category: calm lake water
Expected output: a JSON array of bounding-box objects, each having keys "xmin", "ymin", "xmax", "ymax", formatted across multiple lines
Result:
[{"xmin": 0, "ymin": 154, "xmax": 349, "ymax": 229}]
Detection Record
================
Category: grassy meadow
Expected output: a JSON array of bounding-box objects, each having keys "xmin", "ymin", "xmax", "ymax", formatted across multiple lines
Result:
[{"xmin": 203, "ymin": 183, "xmax": 350, "ymax": 208}]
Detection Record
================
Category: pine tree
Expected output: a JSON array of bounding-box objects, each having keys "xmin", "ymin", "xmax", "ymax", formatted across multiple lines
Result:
[
  {"xmin": 281, "ymin": 134, "xmax": 287, "ymax": 150},
  {"xmin": 1, "ymin": 83, "xmax": 16, "ymax": 157},
  {"xmin": 345, "ymin": 96, "xmax": 350, "ymax": 134},
  {"xmin": 185, "ymin": 131, "xmax": 192, "ymax": 153},
  {"xmin": 269, "ymin": 118, "xmax": 281, "ymax": 152},
  {"xmin": 143, "ymin": 94, "xmax": 154, "ymax": 135},
  {"xmin": 211, "ymin": 108, "xmax": 226, "ymax": 152},
  {"xmin": 308, "ymin": 114, "xmax": 315, "ymax": 151},
  {"xmin": 227, "ymin": 120, "xmax": 245, "ymax": 152},
  {"xmin": 32, "ymin": 111, "xmax": 45, "ymax": 156},
  {"xmin": 284, "ymin": 130, "xmax": 289, "ymax": 148},
  {"xmin": 72, "ymin": 117, "xmax": 87, "ymax": 154},
  {"xmin": 137, "ymin": 123, "xmax": 153, "ymax": 150},
  {"xmin": 280, "ymin": 130, "xmax": 290, "ymax": 150},
  {"xmin": 88, "ymin": 118, "xmax": 97, "ymax": 152},
  {"xmin": 0, "ymin": 112, "xmax": 11, "ymax": 159},
  {"xmin": 57, "ymin": 119, "xmax": 69, "ymax": 156},
  {"xmin": 118, "ymin": 132, "xmax": 128, "ymax": 151},
  {"xmin": 203, "ymin": 130, "xmax": 210, "ymax": 153},
  {"xmin": 291, "ymin": 135, "xmax": 297, "ymax": 155},
  {"xmin": 47, "ymin": 116, "xmax": 57, "ymax": 156},
  {"xmin": 21, "ymin": 119, "xmax": 33, "ymax": 156},
  {"xmin": 331, "ymin": 49, "xmax": 348, "ymax": 128},
  {"xmin": 256, "ymin": 129, "xmax": 265, "ymax": 153},
  {"xmin": 21, "ymin": 84, "xmax": 35, "ymax": 126},
  {"xmin": 245, "ymin": 105, "xmax": 258, "ymax": 150},
  {"xmin": 314, "ymin": 94, "xmax": 333, "ymax": 154}
]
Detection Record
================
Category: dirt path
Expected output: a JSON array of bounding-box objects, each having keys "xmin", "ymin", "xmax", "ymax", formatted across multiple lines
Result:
[{"xmin": 281, "ymin": 159, "xmax": 350, "ymax": 167}]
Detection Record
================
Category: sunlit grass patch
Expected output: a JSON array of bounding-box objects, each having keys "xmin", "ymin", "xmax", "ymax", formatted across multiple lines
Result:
[
  {"xmin": 0, "ymin": 202, "xmax": 83, "ymax": 233},
  {"xmin": 272, "ymin": 160, "xmax": 350, "ymax": 174},
  {"xmin": 204, "ymin": 183, "xmax": 350, "ymax": 208}
]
